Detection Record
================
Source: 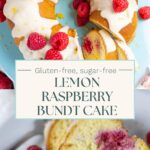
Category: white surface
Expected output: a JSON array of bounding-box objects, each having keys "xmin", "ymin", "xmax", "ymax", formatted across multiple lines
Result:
[
  {"xmin": 0, "ymin": 90, "xmax": 15, "ymax": 128},
  {"xmin": 16, "ymin": 135, "xmax": 44, "ymax": 150},
  {"xmin": 125, "ymin": 90, "xmax": 150, "ymax": 140},
  {"xmin": 0, "ymin": 118, "xmax": 45, "ymax": 150}
]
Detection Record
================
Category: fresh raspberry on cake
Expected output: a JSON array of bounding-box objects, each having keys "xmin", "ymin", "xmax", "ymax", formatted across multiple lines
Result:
[
  {"xmin": 77, "ymin": 15, "xmax": 89, "ymax": 26},
  {"xmin": 83, "ymin": 37, "xmax": 93, "ymax": 54},
  {"xmin": 0, "ymin": 71, "xmax": 14, "ymax": 89},
  {"xmin": 73, "ymin": 0, "xmax": 85, "ymax": 10},
  {"xmin": 138, "ymin": 6, "xmax": 150, "ymax": 20},
  {"xmin": 27, "ymin": 145, "xmax": 42, "ymax": 150},
  {"xmin": 0, "ymin": 0, "xmax": 6, "ymax": 10},
  {"xmin": 45, "ymin": 49, "xmax": 63, "ymax": 60},
  {"xmin": 50, "ymin": 32, "xmax": 69, "ymax": 51},
  {"xmin": 113, "ymin": 0, "xmax": 129, "ymax": 13},
  {"xmin": 77, "ymin": 2, "xmax": 90, "ymax": 18},
  {"xmin": 27, "ymin": 32, "xmax": 47, "ymax": 50},
  {"xmin": 0, "ymin": 10, "xmax": 6, "ymax": 22}
]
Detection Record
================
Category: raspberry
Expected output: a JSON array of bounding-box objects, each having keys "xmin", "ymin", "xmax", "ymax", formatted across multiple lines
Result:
[
  {"xmin": 27, "ymin": 145, "xmax": 42, "ymax": 150},
  {"xmin": 146, "ymin": 132, "xmax": 150, "ymax": 145},
  {"xmin": 83, "ymin": 37, "xmax": 93, "ymax": 53},
  {"xmin": 27, "ymin": 32, "xmax": 47, "ymax": 50},
  {"xmin": 50, "ymin": 32, "xmax": 69, "ymax": 51},
  {"xmin": 0, "ymin": 71, "xmax": 14, "ymax": 89},
  {"xmin": 45, "ymin": 49, "xmax": 63, "ymax": 60},
  {"xmin": 77, "ymin": 15, "xmax": 89, "ymax": 26},
  {"xmin": 95, "ymin": 130, "xmax": 135, "ymax": 150},
  {"xmin": 113, "ymin": 0, "xmax": 129, "ymax": 13},
  {"xmin": 0, "ymin": 10, "xmax": 6, "ymax": 22},
  {"xmin": 73, "ymin": 0, "xmax": 85, "ymax": 10},
  {"xmin": 138, "ymin": 6, "xmax": 150, "ymax": 20},
  {"xmin": 0, "ymin": 0, "xmax": 6, "ymax": 10},
  {"xmin": 77, "ymin": 2, "xmax": 90, "ymax": 18}
]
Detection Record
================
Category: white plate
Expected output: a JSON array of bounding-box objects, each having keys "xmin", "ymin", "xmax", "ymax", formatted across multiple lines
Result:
[{"xmin": 0, "ymin": 90, "xmax": 149, "ymax": 150}]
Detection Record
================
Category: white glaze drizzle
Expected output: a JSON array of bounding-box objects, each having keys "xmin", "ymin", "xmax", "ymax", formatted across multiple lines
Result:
[
  {"xmin": 99, "ymin": 30, "xmax": 116, "ymax": 53},
  {"xmin": 4, "ymin": 0, "xmax": 83, "ymax": 60},
  {"xmin": 90, "ymin": 0, "xmax": 138, "ymax": 33},
  {"xmin": 116, "ymin": 40, "xmax": 138, "ymax": 69},
  {"xmin": 4, "ymin": 0, "xmax": 58, "ymax": 38},
  {"xmin": 116, "ymin": 40, "xmax": 135, "ymax": 60}
]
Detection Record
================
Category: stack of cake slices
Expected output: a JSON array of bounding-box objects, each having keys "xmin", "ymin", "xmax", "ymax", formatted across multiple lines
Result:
[{"xmin": 82, "ymin": 0, "xmax": 138, "ymax": 61}]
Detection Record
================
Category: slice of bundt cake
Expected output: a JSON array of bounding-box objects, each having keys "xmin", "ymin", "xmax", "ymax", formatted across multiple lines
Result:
[
  {"xmin": 59, "ymin": 120, "xmax": 123, "ymax": 150},
  {"xmin": 44, "ymin": 120, "xmax": 73, "ymax": 150},
  {"xmin": 59, "ymin": 120, "xmax": 149, "ymax": 150},
  {"xmin": 82, "ymin": 29, "xmax": 136, "ymax": 61},
  {"xmin": 82, "ymin": 30, "xmax": 106, "ymax": 60},
  {"xmin": 89, "ymin": 0, "xmax": 138, "ymax": 43}
]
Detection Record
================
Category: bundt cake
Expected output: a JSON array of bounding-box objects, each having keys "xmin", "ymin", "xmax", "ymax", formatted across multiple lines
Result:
[
  {"xmin": 89, "ymin": 0, "xmax": 138, "ymax": 43},
  {"xmin": 4, "ymin": 0, "xmax": 83, "ymax": 60}
]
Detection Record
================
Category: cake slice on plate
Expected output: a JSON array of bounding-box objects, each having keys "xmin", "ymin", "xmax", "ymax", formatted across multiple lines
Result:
[{"xmin": 58, "ymin": 120, "xmax": 149, "ymax": 150}]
